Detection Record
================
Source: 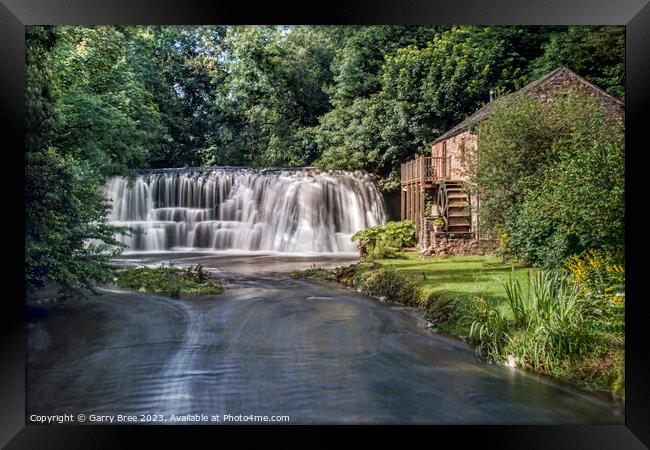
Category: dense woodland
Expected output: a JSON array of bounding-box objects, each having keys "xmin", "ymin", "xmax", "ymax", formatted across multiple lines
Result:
[{"xmin": 25, "ymin": 25, "xmax": 625, "ymax": 294}]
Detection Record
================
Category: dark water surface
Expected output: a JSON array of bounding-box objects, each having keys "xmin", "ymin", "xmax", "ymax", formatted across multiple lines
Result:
[{"xmin": 26, "ymin": 253, "xmax": 623, "ymax": 424}]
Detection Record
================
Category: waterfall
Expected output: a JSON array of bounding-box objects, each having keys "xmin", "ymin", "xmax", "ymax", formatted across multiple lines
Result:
[{"xmin": 103, "ymin": 167, "xmax": 388, "ymax": 254}]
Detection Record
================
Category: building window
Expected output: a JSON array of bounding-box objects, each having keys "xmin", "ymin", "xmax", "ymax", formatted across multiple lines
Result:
[{"xmin": 460, "ymin": 137, "xmax": 466, "ymax": 160}]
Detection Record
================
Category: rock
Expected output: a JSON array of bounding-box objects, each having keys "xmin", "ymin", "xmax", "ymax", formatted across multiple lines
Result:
[
  {"xmin": 419, "ymin": 237, "xmax": 497, "ymax": 257},
  {"xmin": 429, "ymin": 303, "xmax": 455, "ymax": 324},
  {"xmin": 505, "ymin": 354, "xmax": 517, "ymax": 368}
]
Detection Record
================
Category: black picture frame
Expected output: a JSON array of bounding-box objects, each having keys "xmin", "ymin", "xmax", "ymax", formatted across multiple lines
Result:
[{"xmin": 2, "ymin": 0, "xmax": 648, "ymax": 447}]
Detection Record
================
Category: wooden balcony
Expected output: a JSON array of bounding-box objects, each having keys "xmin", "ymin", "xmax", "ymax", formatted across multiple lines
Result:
[{"xmin": 400, "ymin": 156, "xmax": 451, "ymax": 186}]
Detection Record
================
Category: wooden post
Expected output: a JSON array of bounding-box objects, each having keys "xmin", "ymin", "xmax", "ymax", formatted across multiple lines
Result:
[
  {"xmin": 420, "ymin": 155, "xmax": 425, "ymax": 183},
  {"xmin": 407, "ymin": 186, "xmax": 411, "ymax": 224},
  {"xmin": 420, "ymin": 186, "xmax": 425, "ymax": 221},
  {"xmin": 415, "ymin": 184, "xmax": 419, "ymax": 236},
  {"xmin": 411, "ymin": 184, "xmax": 417, "ymax": 223},
  {"xmin": 409, "ymin": 184, "xmax": 413, "ymax": 225},
  {"xmin": 404, "ymin": 186, "xmax": 408, "ymax": 223}
]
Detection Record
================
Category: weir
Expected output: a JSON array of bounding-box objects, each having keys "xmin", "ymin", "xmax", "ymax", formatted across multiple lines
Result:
[{"xmin": 103, "ymin": 167, "xmax": 387, "ymax": 253}]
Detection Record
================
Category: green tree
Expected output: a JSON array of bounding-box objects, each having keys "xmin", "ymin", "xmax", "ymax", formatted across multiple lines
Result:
[
  {"xmin": 471, "ymin": 92, "xmax": 624, "ymax": 267},
  {"xmin": 50, "ymin": 26, "xmax": 163, "ymax": 177},
  {"xmin": 316, "ymin": 26, "xmax": 555, "ymax": 176},
  {"xmin": 146, "ymin": 26, "xmax": 227, "ymax": 168},
  {"xmin": 327, "ymin": 26, "xmax": 442, "ymax": 105},
  {"xmin": 25, "ymin": 27, "xmax": 128, "ymax": 298},
  {"xmin": 530, "ymin": 26, "xmax": 625, "ymax": 99},
  {"xmin": 200, "ymin": 26, "xmax": 336, "ymax": 167}
]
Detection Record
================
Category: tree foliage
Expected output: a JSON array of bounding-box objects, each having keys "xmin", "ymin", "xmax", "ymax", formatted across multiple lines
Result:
[
  {"xmin": 24, "ymin": 25, "xmax": 626, "ymax": 294},
  {"xmin": 314, "ymin": 26, "xmax": 575, "ymax": 176},
  {"xmin": 50, "ymin": 26, "xmax": 164, "ymax": 177},
  {"xmin": 530, "ymin": 26, "xmax": 625, "ymax": 99},
  {"xmin": 199, "ymin": 26, "xmax": 337, "ymax": 167},
  {"xmin": 25, "ymin": 27, "xmax": 127, "ymax": 297}
]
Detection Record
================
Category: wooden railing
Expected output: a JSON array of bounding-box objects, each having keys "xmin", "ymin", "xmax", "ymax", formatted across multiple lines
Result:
[{"xmin": 400, "ymin": 156, "xmax": 451, "ymax": 184}]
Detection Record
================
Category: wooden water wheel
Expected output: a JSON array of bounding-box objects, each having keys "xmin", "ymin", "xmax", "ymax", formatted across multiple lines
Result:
[{"xmin": 436, "ymin": 181, "xmax": 448, "ymax": 231}]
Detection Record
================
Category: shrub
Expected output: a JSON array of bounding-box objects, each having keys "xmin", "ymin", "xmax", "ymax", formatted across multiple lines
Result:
[
  {"xmin": 292, "ymin": 265, "xmax": 335, "ymax": 281},
  {"xmin": 293, "ymin": 263, "xmax": 417, "ymax": 306},
  {"xmin": 494, "ymin": 231, "xmax": 512, "ymax": 262},
  {"xmin": 351, "ymin": 220, "xmax": 416, "ymax": 259},
  {"xmin": 352, "ymin": 266, "xmax": 417, "ymax": 305},
  {"xmin": 422, "ymin": 294, "xmax": 456, "ymax": 325},
  {"xmin": 470, "ymin": 92, "xmax": 624, "ymax": 268},
  {"xmin": 468, "ymin": 270, "xmax": 602, "ymax": 371},
  {"xmin": 376, "ymin": 171, "xmax": 401, "ymax": 192},
  {"xmin": 333, "ymin": 264, "xmax": 360, "ymax": 286},
  {"xmin": 564, "ymin": 249, "xmax": 625, "ymax": 305}
]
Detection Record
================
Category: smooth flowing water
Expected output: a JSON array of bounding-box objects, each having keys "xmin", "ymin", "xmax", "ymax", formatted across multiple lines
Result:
[
  {"xmin": 103, "ymin": 168, "xmax": 387, "ymax": 253},
  {"xmin": 26, "ymin": 254, "xmax": 623, "ymax": 424},
  {"xmin": 26, "ymin": 170, "xmax": 622, "ymax": 424}
]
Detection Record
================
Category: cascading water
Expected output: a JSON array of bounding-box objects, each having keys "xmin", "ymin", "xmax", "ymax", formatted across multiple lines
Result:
[{"xmin": 103, "ymin": 168, "xmax": 388, "ymax": 253}]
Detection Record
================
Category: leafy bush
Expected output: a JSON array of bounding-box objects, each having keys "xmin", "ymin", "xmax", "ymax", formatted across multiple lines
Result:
[
  {"xmin": 293, "ymin": 262, "xmax": 417, "ymax": 306},
  {"xmin": 494, "ymin": 231, "xmax": 512, "ymax": 262},
  {"xmin": 351, "ymin": 220, "xmax": 416, "ymax": 259},
  {"xmin": 470, "ymin": 92, "xmax": 624, "ymax": 268},
  {"xmin": 333, "ymin": 264, "xmax": 359, "ymax": 286},
  {"xmin": 376, "ymin": 171, "xmax": 401, "ymax": 192},
  {"xmin": 115, "ymin": 263, "xmax": 224, "ymax": 297}
]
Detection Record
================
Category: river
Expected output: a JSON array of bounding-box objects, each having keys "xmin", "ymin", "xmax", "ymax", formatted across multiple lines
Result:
[{"xmin": 26, "ymin": 252, "xmax": 623, "ymax": 424}]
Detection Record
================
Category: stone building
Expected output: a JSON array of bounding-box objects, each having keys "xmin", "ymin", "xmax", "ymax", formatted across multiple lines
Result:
[{"xmin": 400, "ymin": 66, "xmax": 624, "ymax": 249}]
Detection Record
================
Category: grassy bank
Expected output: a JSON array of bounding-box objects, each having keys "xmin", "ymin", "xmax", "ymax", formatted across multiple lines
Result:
[
  {"xmin": 369, "ymin": 253, "xmax": 531, "ymax": 334},
  {"xmin": 295, "ymin": 252, "xmax": 624, "ymax": 402},
  {"xmin": 115, "ymin": 264, "xmax": 224, "ymax": 298}
]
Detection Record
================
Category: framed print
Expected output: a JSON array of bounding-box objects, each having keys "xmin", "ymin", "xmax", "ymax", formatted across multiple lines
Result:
[{"xmin": 2, "ymin": 0, "xmax": 649, "ymax": 447}]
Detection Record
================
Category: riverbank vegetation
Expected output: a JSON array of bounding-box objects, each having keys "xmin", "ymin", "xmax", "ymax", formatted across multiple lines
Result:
[
  {"xmin": 295, "ymin": 253, "xmax": 530, "ymax": 332},
  {"xmin": 458, "ymin": 89, "xmax": 624, "ymax": 400},
  {"xmin": 351, "ymin": 220, "xmax": 417, "ymax": 259},
  {"xmin": 295, "ymin": 252, "xmax": 624, "ymax": 402},
  {"xmin": 25, "ymin": 25, "xmax": 624, "ymax": 297},
  {"xmin": 115, "ymin": 264, "xmax": 224, "ymax": 298}
]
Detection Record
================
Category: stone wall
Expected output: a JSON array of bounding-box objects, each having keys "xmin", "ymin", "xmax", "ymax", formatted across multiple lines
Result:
[
  {"xmin": 431, "ymin": 130, "xmax": 476, "ymax": 181},
  {"xmin": 420, "ymin": 237, "xmax": 498, "ymax": 257}
]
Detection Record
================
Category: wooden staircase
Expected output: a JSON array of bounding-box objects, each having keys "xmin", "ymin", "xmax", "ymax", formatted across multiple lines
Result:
[{"xmin": 441, "ymin": 181, "xmax": 472, "ymax": 234}]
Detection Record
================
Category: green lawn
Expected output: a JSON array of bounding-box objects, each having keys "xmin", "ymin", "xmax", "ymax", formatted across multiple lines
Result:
[
  {"xmin": 297, "ymin": 251, "xmax": 624, "ymax": 400},
  {"xmin": 365, "ymin": 252, "xmax": 537, "ymax": 336},
  {"xmin": 373, "ymin": 252, "xmax": 532, "ymax": 308}
]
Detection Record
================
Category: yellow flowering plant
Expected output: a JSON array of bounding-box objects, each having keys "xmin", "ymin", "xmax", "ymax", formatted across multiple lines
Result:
[{"xmin": 565, "ymin": 249, "xmax": 624, "ymax": 305}]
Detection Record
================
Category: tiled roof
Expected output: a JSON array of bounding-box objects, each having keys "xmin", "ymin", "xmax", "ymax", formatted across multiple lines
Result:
[{"xmin": 430, "ymin": 66, "xmax": 624, "ymax": 146}]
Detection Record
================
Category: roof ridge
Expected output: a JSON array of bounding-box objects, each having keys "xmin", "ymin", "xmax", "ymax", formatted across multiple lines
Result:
[{"xmin": 429, "ymin": 65, "xmax": 623, "ymax": 146}]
